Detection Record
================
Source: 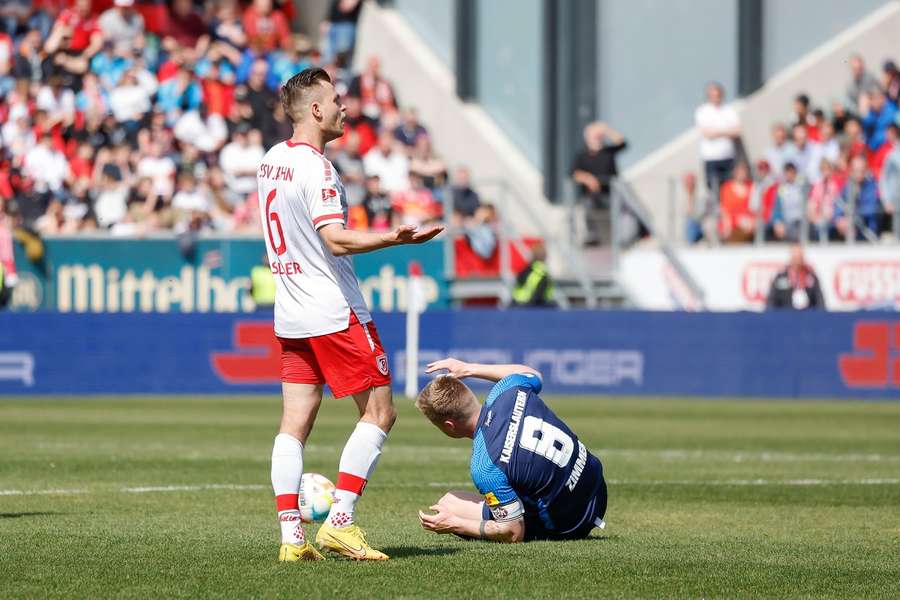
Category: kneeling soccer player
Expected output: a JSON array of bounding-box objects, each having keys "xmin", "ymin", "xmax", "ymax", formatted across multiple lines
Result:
[{"xmin": 416, "ymin": 359, "xmax": 607, "ymax": 543}]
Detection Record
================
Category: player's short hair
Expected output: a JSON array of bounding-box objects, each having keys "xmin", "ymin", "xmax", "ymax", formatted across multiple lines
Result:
[
  {"xmin": 280, "ymin": 67, "xmax": 332, "ymax": 125},
  {"xmin": 415, "ymin": 375, "xmax": 476, "ymax": 423}
]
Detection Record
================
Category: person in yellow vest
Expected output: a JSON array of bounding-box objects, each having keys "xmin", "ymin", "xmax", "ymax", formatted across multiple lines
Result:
[
  {"xmin": 250, "ymin": 254, "xmax": 276, "ymax": 309},
  {"xmin": 512, "ymin": 242, "xmax": 554, "ymax": 307}
]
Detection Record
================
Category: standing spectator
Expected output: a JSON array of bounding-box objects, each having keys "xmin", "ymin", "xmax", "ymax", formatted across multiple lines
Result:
[
  {"xmin": 750, "ymin": 159, "xmax": 779, "ymax": 232},
  {"xmin": 835, "ymin": 155, "xmax": 882, "ymax": 240},
  {"xmin": 846, "ymin": 53, "xmax": 879, "ymax": 111},
  {"xmin": 764, "ymin": 123, "xmax": 790, "ymax": 175},
  {"xmin": 512, "ymin": 242, "xmax": 554, "ymax": 307},
  {"xmin": 718, "ymin": 162, "xmax": 755, "ymax": 243},
  {"xmin": 98, "ymin": 0, "xmax": 144, "ymax": 44},
  {"xmin": 570, "ymin": 120, "xmax": 627, "ymax": 245},
  {"xmin": 363, "ymin": 130, "xmax": 409, "ymax": 193},
  {"xmin": 394, "ymin": 107, "xmax": 427, "ymax": 148},
  {"xmin": 808, "ymin": 159, "xmax": 843, "ymax": 241},
  {"xmin": 451, "ymin": 166, "xmax": 481, "ymax": 219},
  {"xmin": 44, "ymin": 0, "xmax": 103, "ymax": 90},
  {"xmin": 859, "ymin": 88, "xmax": 898, "ymax": 151},
  {"xmin": 695, "ymin": 82, "xmax": 741, "ymax": 188},
  {"xmin": 242, "ymin": 0, "xmax": 290, "ymax": 54},
  {"xmin": 350, "ymin": 56, "xmax": 397, "ymax": 120},
  {"xmin": 869, "ymin": 121, "xmax": 898, "ymax": 180},
  {"xmin": 791, "ymin": 93, "xmax": 812, "ymax": 133},
  {"xmin": 879, "ymin": 125, "xmax": 900, "ymax": 237},
  {"xmin": 766, "ymin": 244, "xmax": 825, "ymax": 310},
  {"xmin": 321, "ymin": 0, "xmax": 362, "ymax": 63},
  {"xmin": 770, "ymin": 162, "xmax": 808, "ymax": 242}
]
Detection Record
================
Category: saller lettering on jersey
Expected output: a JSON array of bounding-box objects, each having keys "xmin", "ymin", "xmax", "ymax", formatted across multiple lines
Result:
[
  {"xmin": 257, "ymin": 164, "xmax": 294, "ymax": 182},
  {"xmin": 271, "ymin": 261, "xmax": 303, "ymax": 275},
  {"xmin": 566, "ymin": 441, "xmax": 587, "ymax": 491},
  {"xmin": 500, "ymin": 391, "xmax": 528, "ymax": 464}
]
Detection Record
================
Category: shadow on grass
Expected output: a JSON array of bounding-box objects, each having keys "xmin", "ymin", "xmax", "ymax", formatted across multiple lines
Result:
[
  {"xmin": 0, "ymin": 511, "xmax": 63, "ymax": 519},
  {"xmin": 381, "ymin": 546, "xmax": 462, "ymax": 559}
]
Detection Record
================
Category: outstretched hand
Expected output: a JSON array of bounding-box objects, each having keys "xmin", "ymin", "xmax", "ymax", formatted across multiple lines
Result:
[
  {"xmin": 389, "ymin": 224, "xmax": 445, "ymax": 245},
  {"xmin": 425, "ymin": 357, "xmax": 470, "ymax": 378}
]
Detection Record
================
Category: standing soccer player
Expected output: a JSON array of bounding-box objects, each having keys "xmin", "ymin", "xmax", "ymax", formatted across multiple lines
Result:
[{"xmin": 258, "ymin": 68, "xmax": 442, "ymax": 562}]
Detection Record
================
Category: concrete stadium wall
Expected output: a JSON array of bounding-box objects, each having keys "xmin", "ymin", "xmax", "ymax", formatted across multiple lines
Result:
[
  {"xmin": 626, "ymin": 1, "xmax": 900, "ymax": 244},
  {"xmin": 352, "ymin": 1, "xmax": 562, "ymax": 238}
]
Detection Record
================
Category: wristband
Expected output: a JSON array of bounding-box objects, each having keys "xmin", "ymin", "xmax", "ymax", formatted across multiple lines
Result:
[{"xmin": 479, "ymin": 520, "xmax": 488, "ymax": 540}]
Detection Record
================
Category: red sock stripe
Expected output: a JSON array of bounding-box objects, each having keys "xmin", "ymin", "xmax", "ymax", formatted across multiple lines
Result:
[
  {"xmin": 275, "ymin": 493, "xmax": 299, "ymax": 512},
  {"xmin": 336, "ymin": 472, "xmax": 367, "ymax": 495}
]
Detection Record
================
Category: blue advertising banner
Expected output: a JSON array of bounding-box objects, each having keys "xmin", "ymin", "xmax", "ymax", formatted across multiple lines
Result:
[
  {"xmin": 10, "ymin": 237, "xmax": 447, "ymax": 312},
  {"xmin": 1, "ymin": 310, "xmax": 898, "ymax": 398}
]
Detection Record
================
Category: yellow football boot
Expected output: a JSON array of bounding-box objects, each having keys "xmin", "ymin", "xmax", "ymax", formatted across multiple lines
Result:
[
  {"xmin": 278, "ymin": 541, "xmax": 325, "ymax": 562},
  {"xmin": 315, "ymin": 523, "xmax": 389, "ymax": 561}
]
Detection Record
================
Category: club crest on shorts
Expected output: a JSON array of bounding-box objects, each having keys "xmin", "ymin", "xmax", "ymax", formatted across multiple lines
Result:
[{"xmin": 375, "ymin": 353, "xmax": 389, "ymax": 376}]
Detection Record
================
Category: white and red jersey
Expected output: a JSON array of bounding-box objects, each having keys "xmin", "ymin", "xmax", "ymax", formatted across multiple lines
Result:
[{"xmin": 257, "ymin": 140, "xmax": 371, "ymax": 338}]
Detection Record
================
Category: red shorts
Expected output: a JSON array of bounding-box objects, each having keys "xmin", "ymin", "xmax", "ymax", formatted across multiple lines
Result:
[{"xmin": 277, "ymin": 312, "xmax": 391, "ymax": 398}]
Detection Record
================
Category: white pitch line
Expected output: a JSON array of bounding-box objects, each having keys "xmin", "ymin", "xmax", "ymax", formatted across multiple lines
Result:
[
  {"xmin": 2, "ymin": 478, "xmax": 900, "ymax": 498},
  {"xmin": 596, "ymin": 448, "xmax": 900, "ymax": 463}
]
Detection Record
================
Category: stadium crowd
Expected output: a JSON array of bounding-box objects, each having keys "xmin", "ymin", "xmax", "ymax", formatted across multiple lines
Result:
[
  {"xmin": 690, "ymin": 53, "xmax": 900, "ymax": 244},
  {"xmin": 0, "ymin": 0, "xmax": 480, "ymax": 239}
]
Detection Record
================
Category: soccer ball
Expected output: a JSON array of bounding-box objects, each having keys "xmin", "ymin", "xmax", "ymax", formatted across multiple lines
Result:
[{"xmin": 299, "ymin": 473, "xmax": 335, "ymax": 522}]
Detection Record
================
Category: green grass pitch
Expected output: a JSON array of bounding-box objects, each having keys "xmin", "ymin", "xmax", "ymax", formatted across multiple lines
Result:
[{"xmin": 1, "ymin": 395, "xmax": 899, "ymax": 599}]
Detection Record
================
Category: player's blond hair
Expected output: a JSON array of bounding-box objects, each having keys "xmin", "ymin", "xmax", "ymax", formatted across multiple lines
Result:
[{"xmin": 415, "ymin": 375, "xmax": 478, "ymax": 423}]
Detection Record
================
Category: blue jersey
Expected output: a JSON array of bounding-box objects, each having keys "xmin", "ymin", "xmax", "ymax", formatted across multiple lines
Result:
[{"xmin": 470, "ymin": 373, "xmax": 606, "ymax": 538}]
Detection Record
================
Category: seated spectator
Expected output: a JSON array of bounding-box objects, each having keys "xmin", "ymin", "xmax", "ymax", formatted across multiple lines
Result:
[
  {"xmin": 330, "ymin": 130, "xmax": 366, "ymax": 207},
  {"xmin": 682, "ymin": 171, "xmax": 708, "ymax": 244},
  {"xmin": 750, "ymin": 159, "xmax": 779, "ymax": 230},
  {"xmin": 174, "ymin": 105, "xmax": 228, "ymax": 153},
  {"xmin": 764, "ymin": 123, "xmax": 790, "ymax": 175},
  {"xmin": 846, "ymin": 53, "xmax": 879, "ymax": 112},
  {"xmin": 363, "ymin": 130, "xmax": 409, "ymax": 193},
  {"xmin": 2, "ymin": 105, "xmax": 35, "ymax": 160},
  {"xmin": 209, "ymin": 0, "xmax": 247, "ymax": 55},
  {"xmin": 391, "ymin": 173, "xmax": 440, "ymax": 227},
  {"xmin": 23, "ymin": 133, "xmax": 70, "ymax": 202},
  {"xmin": 835, "ymin": 155, "xmax": 882, "ymax": 240},
  {"xmin": 842, "ymin": 117, "xmax": 868, "ymax": 160},
  {"xmin": 718, "ymin": 162, "xmax": 755, "ymax": 243},
  {"xmin": 36, "ymin": 76, "xmax": 76, "ymax": 129},
  {"xmin": 883, "ymin": 60, "xmax": 900, "ymax": 105},
  {"xmin": 394, "ymin": 108, "xmax": 427, "ymax": 148},
  {"xmin": 268, "ymin": 34, "xmax": 314, "ymax": 90},
  {"xmin": 451, "ymin": 166, "xmax": 481, "ymax": 219},
  {"xmin": 44, "ymin": 0, "xmax": 103, "ymax": 90},
  {"xmin": 783, "ymin": 123, "xmax": 819, "ymax": 183},
  {"xmin": 792, "ymin": 93, "xmax": 813, "ymax": 135},
  {"xmin": 242, "ymin": 0, "xmax": 290, "ymax": 54},
  {"xmin": 167, "ymin": 0, "xmax": 207, "ymax": 50},
  {"xmin": 219, "ymin": 124, "xmax": 264, "ymax": 200},
  {"xmin": 93, "ymin": 163, "xmax": 129, "ymax": 228},
  {"xmin": 362, "ymin": 175, "xmax": 393, "ymax": 232},
  {"xmin": 808, "ymin": 159, "xmax": 844, "ymax": 241},
  {"xmin": 108, "ymin": 68, "xmax": 151, "ymax": 134},
  {"xmin": 321, "ymin": 0, "xmax": 362, "ymax": 63},
  {"xmin": 811, "ymin": 121, "xmax": 841, "ymax": 177},
  {"xmin": 879, "ymin": 127, "xmax": 900, "ymax": 237},
  {"xmin": 464, "ymin": 203, "xmax": 498, "ymax": 260},
  {"xmin": 765, "ymin": 244, "xmax": 825, "ymax": 310},
  {"xmin": 350, "ymin": 56, "xmax": 397, "ymax": 120},
  {"xmin": 870, "ymin": 122, "xmax": 898, "ymax": 180},
  {"xmin": 694, "ymin": 82, "xmax": 740, "ymax": 188},
  {"xmin": 172, "ymin": 170, "xmax": 211, "ymax": 215},
  {"xmin": 341, "ymin": 94, "xmax": 377, "ymax": 155},
  {"xmin": 770, "ymin": 162, "xmax": 808, "ymax": 242},
  {"xmin": 409, "ymin": 135, "xmax": 446, "ymax": 190},
  {"xmin": 831, "ymin": 100, "xmax": 851, "ymax": 134},
  {"xmin": 136, "ymin": 140, "xmax": 176, "ymax": 201},
  {"xmin": 807, "ymin": 108, "xmax": 826, "ymax": 142},
  {"xmin": 98, "ymin": 0, "xmax": 143, "ymax": 45},
  {"xmin": 859, "ymin": 88, "xmax": 898, "ymax": 151}
]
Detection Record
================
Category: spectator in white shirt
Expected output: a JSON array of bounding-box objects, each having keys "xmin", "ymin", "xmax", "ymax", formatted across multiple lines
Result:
[
  {"xmin": 172, "ymin": 170, "xmax": 211, "ymax": 214},
  {"xmin": 808, "ymin": 121, "xmax": 841, "ymax": 183},
  {"xmin": 764, "ymin": 123, "xmax": 790, "ymax": 175},
  {"xmin": 2, "ymin": 104, "xmax": 35, "ymax": 160},
  {"xmin": 93, "ymin": 164, "xmax": 129, "ymax": 228},
  {"xmin": 363, "ymin": 130, "xmax": 409, "ymax": 193},
  {"xmin": 36, "ymin": 78, "xmax": 76, "ymax": 128},
  {"xmin": 109, "ymin": 69, "xmax": 151, "ymax": 126},
  {"xmin": 219, "ymin": 124, "xmax": 265, "ymax": 199},
  {"xmin": 98, "ymin": 0, "xmax": 145, "ymax": 44},
  {"xmin": 694, "ymin": 82, "xmax": 741, "ymax": 189},
  {"xmin": 24, "ymin": 134, "xmax": 70, "ymax": 195},
  {"xmin": 136, "ymin": 140, "xmax": 176, "ymax": 200},
  {"xmin": 174, "ymin": 106, "xmax": 228, "ymax": 153}
]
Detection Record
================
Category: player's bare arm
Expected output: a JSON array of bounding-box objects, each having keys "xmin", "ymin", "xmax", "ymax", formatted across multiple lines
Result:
[
  {"xmin": 425, "ymin": 358, "xmax": 542, "ymax": 383},
  {"xmin": 317, "ymin": 223, "xmax": 444, "ymax": 257},
  {"xmin": 419, "ymin": 504, "xmax": 525, "ymax": 543}
]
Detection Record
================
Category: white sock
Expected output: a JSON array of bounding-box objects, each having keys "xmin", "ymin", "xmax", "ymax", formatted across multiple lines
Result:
[
  {"xmin": 271, "ymin": 433, "xmax": 305, "ymax": 544},
  {"xmin": 326, "ymin": 421, "xmax": 388, "ymax": 528}
]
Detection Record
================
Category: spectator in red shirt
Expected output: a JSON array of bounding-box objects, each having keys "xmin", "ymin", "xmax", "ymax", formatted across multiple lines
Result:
[
  {"xmin": 392, "ymin": 173, "xmax": 440, "ymax": 227},
  {"xmin": 350, "ymin": 56, "xmax": 397, "ymax": 120},
  {"xmin": 751, "ymin": 159, "xmax": 779, "ymax": 227},
  {"xmin": 718, "ymin": 161, "xmax": 755, "ymax": 243},
  {"xmin": 44, "ymin": 0, "xmax": 102, "ymax": 89},
  {"xmin": 242, "ymin": 0, "xmax": 290, "ymax": 53},
  {"xmin": 842, "ymin": 117, "xmax": 868, "ymax": 160},
  {"xmin": 869, "ymin": 120, "xmax": 898, "ymax": 180},
  {"xmin": 167, "ymin": 0, "xmax": 207, "ymax": 50},
  {"xmin": 808, "ymin": 158, "xmax": 844, "ymax": 241},
  {"xmin": 340, "ymin": 94, "xmax": 377, "ymax": 155}
]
